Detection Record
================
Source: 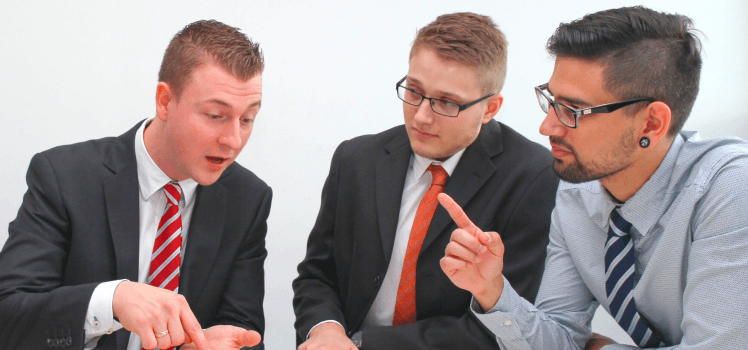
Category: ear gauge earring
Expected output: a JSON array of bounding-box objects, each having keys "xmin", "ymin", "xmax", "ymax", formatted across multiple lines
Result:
[{"xmin": 639, "ymin": 137, "xmax": 651, "ymax": 148}]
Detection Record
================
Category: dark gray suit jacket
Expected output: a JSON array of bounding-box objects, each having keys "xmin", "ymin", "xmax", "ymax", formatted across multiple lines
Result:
[
  {"xmin": 0, "ymin": 122, "xmax": 271, "ymax": 350},
  {"xmin": 293, "ymin": 120, "xmax": 559, "ymax": 349}
]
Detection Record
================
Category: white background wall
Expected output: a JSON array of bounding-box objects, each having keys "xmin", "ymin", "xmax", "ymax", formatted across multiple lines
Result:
[{"xmin": 1, "ymin": 1, "xmax": 745, "ymax": 348}]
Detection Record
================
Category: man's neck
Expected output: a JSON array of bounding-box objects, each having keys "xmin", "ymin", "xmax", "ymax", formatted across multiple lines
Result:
[
  {"xmin": 143, "ymin": 118, "xmax": 184, "ymax": 182},
  {"xmin": 600, "ymin": 138, "xmax": 674, "ymax": 202}
]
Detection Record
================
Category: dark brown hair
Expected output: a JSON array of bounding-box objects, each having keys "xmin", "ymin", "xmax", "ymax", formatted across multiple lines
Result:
[
  {"xmin": 547, "ymin": 6, "xmax": 702, "ymax": 136},
  {"xmin": 410, "ymin": 13, "xmax": 508, "ymax": 94},
  {"xmin": 158, "ymin": 20, "xmax": 264, "ymax": 99}
]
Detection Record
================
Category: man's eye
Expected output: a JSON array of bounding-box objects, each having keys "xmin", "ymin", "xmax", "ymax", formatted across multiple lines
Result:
[{"xmin": 435, "ymin": 99, "xmax": 457, "ymax": 107}]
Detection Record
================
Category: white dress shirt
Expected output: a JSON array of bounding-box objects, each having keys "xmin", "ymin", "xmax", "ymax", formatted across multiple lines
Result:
[
  {"xmin": 307, "ymin": 149, "xmax": 465, "ymax": 337},
  {"xmin": 83, "ymin": 119, "xmax": 198, "ymax": 349},
  {"xmin": 361, "ymin": 149, "xmax": 464, "ymax": 327}
]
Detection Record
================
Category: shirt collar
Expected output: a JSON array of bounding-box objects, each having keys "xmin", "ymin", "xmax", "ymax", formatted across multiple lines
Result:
[
  {"xmin": 618, "ymin": 133, "xmax": 686, "ymax": 236},
  {"xmin": 134, "ymin": 119, "xmax": 198, "ymax": 205},
  {"xmin": 411, "ymin": 148, "xmax": 466, "ymax": 181}
]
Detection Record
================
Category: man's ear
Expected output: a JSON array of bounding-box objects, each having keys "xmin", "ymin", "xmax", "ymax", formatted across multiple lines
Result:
[
  {"xmin": 481, "ymin": 94, "xmax": 503, "ymax": 124},
  {"xmin": 639, "ymin": 101, "xmax": 672, "ymax": 147},
  {"xmin": 155, "ymin": 82, "xmax": 174, "ymax": 122}
]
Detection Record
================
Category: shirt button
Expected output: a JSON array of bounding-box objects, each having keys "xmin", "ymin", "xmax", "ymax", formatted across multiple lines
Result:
[
  {"xmin": 503, "ymin": 320, "xmax": 512, "ymax": 326},
  {"xmin": 93, "ymin": 316, "xmax": 101, "ymax": 328},
  {"xmin": 105, "ymin": 329, "xmax": 113, "ymax": 335}
]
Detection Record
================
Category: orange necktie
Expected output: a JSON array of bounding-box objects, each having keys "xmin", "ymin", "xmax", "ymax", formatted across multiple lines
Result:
[{"xmin": 392, "ymin": 164, "xmax": 449, "ymax": 326}]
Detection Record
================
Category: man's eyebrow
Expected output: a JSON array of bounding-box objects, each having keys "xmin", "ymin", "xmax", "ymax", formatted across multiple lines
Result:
[
  {"xmin": 204, "ymin": 99, "xmax": 231, "ymax": 107},
  {"xmin": 547, "ymin": 86, "xmax": 592, "ymax": 108},
  {"xmin": 406, "ymin": 77, "xmax": 465, "ymax": 101}
]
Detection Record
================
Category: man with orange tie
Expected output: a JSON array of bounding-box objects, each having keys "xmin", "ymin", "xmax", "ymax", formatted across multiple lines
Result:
[
  {"xmin": 293, "ymin": 12, "xmax": 559, "ymax": 349},
  {"xmin": 0, "ymin": 20, "xmax": 269, "ymax": 350}
]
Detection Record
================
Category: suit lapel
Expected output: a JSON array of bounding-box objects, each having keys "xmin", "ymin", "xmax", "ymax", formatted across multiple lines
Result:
[
  {"xmin": 101, "ymin": 123, "xmax": 142, "ymax": 350},
  {"xmin": 103, "ymin": 124, "xmax": 142, "ymax": 285},
  {"xmin": 376, "ymin": 130, "xmax": 412, "ymax": 263},
  {"xmin": 180, "ymin": 179, "xmax": 227, "ymax": 306},
  {"xmin": 421, "ymin": 121, "xmax": 503, "ymax": 252}
]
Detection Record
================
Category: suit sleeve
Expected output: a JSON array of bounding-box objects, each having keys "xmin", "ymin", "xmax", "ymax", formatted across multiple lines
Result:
[
  {"xmin": 360, "ymin": 164, "xmax": 560, "ymax": 350},
  {"xmin": 292, "ymin": 143, "xmax": 347, "ymax": 344},
  {"xmin": 0, "ymin": 153, "xmax": 98, "ymax": 350}
]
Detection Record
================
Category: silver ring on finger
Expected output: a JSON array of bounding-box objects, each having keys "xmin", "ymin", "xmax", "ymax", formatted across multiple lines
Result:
[{"xmin": 155, "ymin": 330, "xmax": 170, "ymax": 338}]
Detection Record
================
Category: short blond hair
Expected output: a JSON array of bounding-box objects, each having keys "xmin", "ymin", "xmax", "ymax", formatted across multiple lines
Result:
[{"xmin": 410, "ymin": 13, "xmax": 507, "ymax": 94}]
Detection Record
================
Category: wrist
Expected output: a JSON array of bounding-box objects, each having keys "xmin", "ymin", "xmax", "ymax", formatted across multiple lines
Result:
[
  {"xmin": 309, "ymin": 321, "xmax": 346, "ymax": 339},
  {"xmin": 473, "ymin": 276, "xmax": 504, "ymax": 312}
]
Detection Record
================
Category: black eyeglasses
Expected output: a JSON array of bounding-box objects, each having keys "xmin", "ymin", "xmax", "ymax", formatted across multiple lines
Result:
[
  {"xmin": 534, "ymin": 83, "xmax": 654, "ymax": 128},
  {"xmin": 396, "ymin": 76, "xmax": 495, "ymax": 117}
]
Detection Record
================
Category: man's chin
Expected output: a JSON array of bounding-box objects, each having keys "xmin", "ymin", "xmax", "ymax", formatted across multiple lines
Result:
[{"xmin": 553, "ymin": 160, "xmax": 596, "ymax": 184}]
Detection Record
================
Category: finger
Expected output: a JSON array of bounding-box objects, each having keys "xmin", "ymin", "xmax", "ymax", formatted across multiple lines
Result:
[
  {"xmin": 477, "ymin": 231, "xmax": 505, "ymax": 257},
  {"xmin": 437, "ymin": 193, "xmax": 480, "ymax": 234},
  {"xmin": 440, "ymin": 256, "xmax": 470, "ymax": 273},
  {"xmin": 237, "ymin": 330, "xmax": 262, "ymax": 347},
  {"xmin": 449, "ymin": 229, "xmax": 483, "ymax": 254},
  {"xmin": 445, "ymin": 241, "xmax": 478, "ymax": 263},
  {"xmin": 138, "ymin": 324, "xmax": 158, "ymax": 349},
  {"xmin": 167, "ymin": 314, "xmax": 186, "ymax": 346},
  {"xmin": 179, "ymin": 307, "xmax": 211, "ymax": 350},
  {"xmin": 154, "ymin": 324, "xmax": 172, "ymax": 350}
]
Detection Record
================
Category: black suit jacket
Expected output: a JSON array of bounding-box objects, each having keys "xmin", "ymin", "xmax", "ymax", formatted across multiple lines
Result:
[
  {"xmin": 292, "ymin": 120, "xmax": 559, "ymax": 349},
  {"xmin": 0, "ymin": 122, "xmax": 272, "ymax": 350}
]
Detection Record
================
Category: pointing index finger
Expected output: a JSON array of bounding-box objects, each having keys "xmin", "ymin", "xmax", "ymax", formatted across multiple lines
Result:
[{"xmin": 437, "ymin": 193, "xmax": 480, "ymax": 235}]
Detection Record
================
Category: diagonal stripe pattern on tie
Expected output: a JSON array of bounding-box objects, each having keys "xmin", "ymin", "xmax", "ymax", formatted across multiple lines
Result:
[
  {"xmin": 392, "ymin": 164, "xmax": 449, "ymax": 326},
  {"xmin": 604, "ymin": 208, "xmax": 663, "ymax": 348},
  {"xmin": 143, "ymin": 182, "xmax": 182, "ymax": 350}
]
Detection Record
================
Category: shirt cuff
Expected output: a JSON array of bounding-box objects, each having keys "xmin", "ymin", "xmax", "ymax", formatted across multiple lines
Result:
[
  {"xmin": 84, "ymin": 280, "xmax": 127, "ymax": 346},
  {"xmin": 470, "ymin": 276, "xmax": 528, "ymax": 344},
  {"xmin": 307, "ymin": 320, "xmax": 345, "ymax": 340}
]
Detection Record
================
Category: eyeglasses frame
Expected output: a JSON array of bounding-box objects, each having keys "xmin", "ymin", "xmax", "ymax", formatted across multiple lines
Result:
[
  {"xmin": 396, "ymin": 76, "xmax": 495, "ymax": 117},
  {"xmin": 534, "ymin": 83, "xmax": 654, "ymax": 128}
]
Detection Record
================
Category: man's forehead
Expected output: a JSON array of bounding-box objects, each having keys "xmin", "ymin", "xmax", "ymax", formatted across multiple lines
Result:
[{"xmin": 548, "ymin": 57, "xmax": 608, "ymax": 106}]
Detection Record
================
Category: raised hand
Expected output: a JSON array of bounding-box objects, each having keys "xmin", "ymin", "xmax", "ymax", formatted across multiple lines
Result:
[
  {"xmin": 181, "ymin": 325, "xmax": 262, "ymax": 350},
  {"xmin": 298, "ymin": 322, "xmax": 357, "ymax": 350},
  {"xmin": 437, "ymin": 193, "xmax": 506, "ymax": 311},
  {"xmin": 112, "ymin": 281, "xmax": 211, "ymax": 350}
]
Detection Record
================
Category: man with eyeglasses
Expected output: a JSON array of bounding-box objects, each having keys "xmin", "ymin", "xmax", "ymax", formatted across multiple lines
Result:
[
  {"xmin": 293, "ymin": 12, "xmax": 559, "ymax": 349},
  {"xmin": 439, "ymin": 6, "xmax": 748, "ymax": 349}
]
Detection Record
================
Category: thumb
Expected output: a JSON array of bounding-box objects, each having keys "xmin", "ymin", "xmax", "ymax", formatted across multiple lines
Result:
[
  {"xmin": 238, "ymin": 330, "xmax": 262, "ymax": 347},
  {"xmin": 478, "ymin": 231, "xmax": 504, "ymax": 257}
]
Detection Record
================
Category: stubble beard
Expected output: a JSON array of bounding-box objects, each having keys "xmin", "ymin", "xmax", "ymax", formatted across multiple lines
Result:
[{"xmin": 551, "ymin": 128, "xmax": 637, "ymax": 184}]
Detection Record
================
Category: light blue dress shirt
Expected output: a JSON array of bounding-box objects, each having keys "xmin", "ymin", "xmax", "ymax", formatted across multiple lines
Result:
[{"xmin": 471, "ymin": 131, "xmax": 748, "ymax": 349}]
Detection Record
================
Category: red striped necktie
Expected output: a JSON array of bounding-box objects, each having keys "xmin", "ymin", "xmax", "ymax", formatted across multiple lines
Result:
[{"xmin": 143, "ymin": 182, "xmax": 182, "ymax": 350}]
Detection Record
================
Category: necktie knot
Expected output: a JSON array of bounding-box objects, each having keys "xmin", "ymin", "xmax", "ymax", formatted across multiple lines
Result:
[
  {"xmin": 608, "ymin": 208, "xmax": 632, "ymax": 238},
  {"xmin": 427, "ymin": 164, "xmax": 448, "ymax": 187},
  {"xmin": 163, "ymin": 182, "xmax": 182, "ymax": 206}
]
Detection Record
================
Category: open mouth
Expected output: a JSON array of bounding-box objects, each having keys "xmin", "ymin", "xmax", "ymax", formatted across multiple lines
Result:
[{"xmin": 206, "ymin": 156, "xmax": 226, "ymax": 163}]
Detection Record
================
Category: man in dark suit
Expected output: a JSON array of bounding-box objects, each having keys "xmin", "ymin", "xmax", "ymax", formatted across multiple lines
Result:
[
  {"xmin": 293, "ymin": 13, "xmax": 559, "ymax": 349},
  {"xmin": 0, "ymin": 20, "xmax": 269, "ymax": 350}
]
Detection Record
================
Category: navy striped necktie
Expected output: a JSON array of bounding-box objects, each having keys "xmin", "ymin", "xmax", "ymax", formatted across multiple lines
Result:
[{"xmin": 605, "ymin": 208, "xmax": 663, "ymax": 348}]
